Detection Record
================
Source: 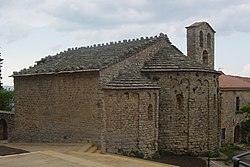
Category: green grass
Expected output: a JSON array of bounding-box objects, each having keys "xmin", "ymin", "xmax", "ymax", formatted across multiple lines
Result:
[{"xmin": 220, "ymin": 144, "xmax": 243, "ymax": 165}]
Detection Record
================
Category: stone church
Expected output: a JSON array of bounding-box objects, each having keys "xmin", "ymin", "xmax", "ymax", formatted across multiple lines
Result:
[{"xmin": 11, "ymin": 22, "xmax": 220, "ymax": 157}]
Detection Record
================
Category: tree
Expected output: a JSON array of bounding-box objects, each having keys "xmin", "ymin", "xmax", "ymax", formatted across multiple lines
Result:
[
  {"xmin": 240, "ymin": 103, "xmax": 250, "ymax": 143},
  {"xmin": 0, "ymin": 51, "xmax": 3, "ymax": 89},
  {"xmin": 241, "ymin": 103, "xmax": 250, "ymax": 118},
  {"xmin": 0, "ymin": 89, "xmax": 14, "ymax": 111}
]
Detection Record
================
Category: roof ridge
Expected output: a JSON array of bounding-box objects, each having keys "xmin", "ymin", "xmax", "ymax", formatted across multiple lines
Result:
[{"xmin": 53, "ymin": 33, "xmax": 170, "ymax": 56}]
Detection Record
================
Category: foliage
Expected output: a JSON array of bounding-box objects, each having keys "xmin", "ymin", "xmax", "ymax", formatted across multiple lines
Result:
[
  {"xmin": 130, "ymin": 150, "xmax": 144, "ymax": 158},
  {"xmin": 202, "ymin": 150, "xmax": 220, "ymax": 158},
  {"xmin": 240, "ymin": 103, "xmax": 250, "ymax": 143},
  {"xmin": 241, "ymin": 121, "xmax": 250, "ymax": 143},
  {"xmin": 240, "ymin": 103, "xmax": 250, "ymax": 120},
  {"xmin": 220, "ymin": 144, "xmax": 242, "ymax": 165},
  {"xmin": 152, "ymin": 150, "xmax": 161, "ymax": 159},
  {"xmin": 118, "ymin": 149, "xmax": 145, "ymax": 159},
  {"xmin": 0, "ymin": 89, "xmax": 14, "ymax": 111}
]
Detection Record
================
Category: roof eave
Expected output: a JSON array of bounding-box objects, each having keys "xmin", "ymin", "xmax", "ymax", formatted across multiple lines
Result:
[
  {"xmin": 103, "ymin": 86, "xmax": 160, "ymax": 90},
  {"xmin": 141, "ymin": 68, "xmax": 220, "ymax": 74},
  {"xmin": 220, "ymin": 87, "xmax": 250, "ymax": 91},
  {"xmin": 11, "ymin": 69, "xmax": 100, "ymax": 77}
]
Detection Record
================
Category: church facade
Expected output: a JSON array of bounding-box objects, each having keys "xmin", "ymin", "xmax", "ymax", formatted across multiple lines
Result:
[{"xmin": 11, "ymin": 22, "xmax": 220, "ymax": 157}]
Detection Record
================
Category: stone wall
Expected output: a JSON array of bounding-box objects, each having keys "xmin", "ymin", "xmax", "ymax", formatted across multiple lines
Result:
[
  {"xmin": 99, "ymin": 37, "xmax": 166, "ymax": 153},
  {"xmin": 103, "ymin": 89, "xmax": 159, "ymax": 157},
  {"xmin": 144, "ymin": 71, "xmax": 220, "ymax": 155},
  {"xmin": 187, "ymin": 23, "xmax": 215, "ymax": 69},
  {"xmin": 11, "ymin": 72, "xmax": 102, "ymax": 145},
  {"xmin": 0, "ymin": 111, "xmax": 14, "ymax": 140},
  {"xmin": 220, "ymin": 89, "xmax": 250, "ymax": 144}
]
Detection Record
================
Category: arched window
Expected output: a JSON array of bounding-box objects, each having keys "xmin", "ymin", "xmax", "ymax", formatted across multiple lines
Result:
[
  {"xmin": 207, "ymin": 33, "xmax": 211, "ymax": 48},
  {"xmin": 202, "ymin": 50, "xmax": 208, "ymax": 65},
  {"xmin": 148, "ymin": 104, "xmax": 153, "ymax": 120},
  {"xmin": 234, "ymin": 125, "xmax": 240, "ymax": 143},
  {"xmin": 176, "ymin": 94, "xmax": 184, "ymax": 111},
  {"xmin": 199, "ymin": 31, "xmax": 203, "ymax": 47}
]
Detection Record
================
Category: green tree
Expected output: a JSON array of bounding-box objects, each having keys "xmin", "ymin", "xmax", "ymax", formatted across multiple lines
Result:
[
  {"xmin": 240, "ymin": 103, "xmax": 250, "ymax": 143},
  {"xmin": 0, "ymin": 52, "xmax": 3, "ymax": 89},
  {"xmin": 0, "ymin": 89, "xmax": 14, "ymax": 111},
  {"xmin": 241, "ymin": 103, "xmax": 250, "ymax": 119}
]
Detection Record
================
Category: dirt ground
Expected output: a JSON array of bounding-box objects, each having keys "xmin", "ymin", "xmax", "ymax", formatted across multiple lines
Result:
[
  {"xmin": 0, "ymin": 145, "xmax": 29, "ymax": 156},
  {"xmin": 154, "ymin": 155, "xmax": 207, "ymax": 167},
  {"xmin": 0, "ymin": 145, "xmax": 208, "ymax": 167}
]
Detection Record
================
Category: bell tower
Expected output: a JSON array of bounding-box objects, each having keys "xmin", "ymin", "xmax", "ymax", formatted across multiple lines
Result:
[{"xmin": 186, "ymin": 22, "xmax": 216, "ymax": 69}]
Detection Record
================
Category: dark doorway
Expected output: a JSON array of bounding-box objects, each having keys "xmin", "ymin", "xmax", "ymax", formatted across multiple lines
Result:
[
  {"xmin": 234, "ymin": 125, "xmax": 240, "ymax": 143},
  {"xmin": 0, "ymin": 119, "xmax": 8, "ymax": 140}
]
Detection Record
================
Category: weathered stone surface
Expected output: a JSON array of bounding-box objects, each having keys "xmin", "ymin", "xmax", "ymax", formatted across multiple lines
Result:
[
  {"xmin": 220, "ymin": 89, "xmax": 250, "ymax": 145},
  {"xmin": 0, "ymin": 111, "xmax": 15, "ymax": 140},
  {"xmin": 11, "ymin": 72, "xmax": 102, "ymax": 145},
  {"xmin": 11, "ymin": 21, "xmax": 220, "ymax": 157},
  {"xmin": 144, "ymin": 71, "xmax": 220, "ymax": 154},
  {"xmin": 186, "ymin": 22, "xmax": 215, "ymax": 70},
  {"xmin": 104, "ymin": 89, "xmax": 159, "ymax": 157}
]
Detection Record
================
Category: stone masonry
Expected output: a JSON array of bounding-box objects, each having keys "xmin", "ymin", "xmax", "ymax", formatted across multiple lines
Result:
[
  {"xmin": 11, "ymin": 72, "xmax": 102, "ymax": 145},
  {"xmin": 0, "ymin": 111, "xmax": 14, "ymax": 140},
  {"xmin": 144, "ymin": 71, "xmax": 220, "ymax": 154},
  {"xmin": 220, "ymin": 74, "xmax": 250, "ymax": 145},
  {"xmin": 11, "ymin": 21, "xmax": 220, "ymax": 157}
]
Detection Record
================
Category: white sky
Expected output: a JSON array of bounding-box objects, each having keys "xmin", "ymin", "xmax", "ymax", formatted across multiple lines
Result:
[{"xmin": 0, "ymin": 0, "xmax": 250, "ymax": 86}]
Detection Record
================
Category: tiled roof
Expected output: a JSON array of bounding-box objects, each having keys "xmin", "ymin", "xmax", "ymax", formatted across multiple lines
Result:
[
  {"xmin": 13, "ymin": 33, "xmax": 170, "ymax": 76},
  {"xmin": 234, "ymin": 76, "xmax": 250, "ymax": 84},
  {"xmin": 104, "ymin": 72, "xmax": 159, "ymax": 89},
  {"xmin": 142, "ymin": 45, "xmax": 211, "ymax": 71},
  {"xmin": 219, "ymin": 74, "xmax": 250, "ymax": 89}
]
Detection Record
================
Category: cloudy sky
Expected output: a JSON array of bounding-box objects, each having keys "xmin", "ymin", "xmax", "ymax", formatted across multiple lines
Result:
[{"xmin": 0, "ymin": 0, "xmax": 250, "ymax": 85}]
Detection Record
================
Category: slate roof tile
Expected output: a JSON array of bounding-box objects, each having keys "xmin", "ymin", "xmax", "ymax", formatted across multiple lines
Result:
[
  {"xmin": 13, "ymin": 34, "xmax": 167, "ymax": 76},
  {"xmin": 104, "ymin": 72, "xmax": 159, "ymax": 89},
  {"xmin": 142, "ymin": 44, "xmax": 208, "ymax": 70}
]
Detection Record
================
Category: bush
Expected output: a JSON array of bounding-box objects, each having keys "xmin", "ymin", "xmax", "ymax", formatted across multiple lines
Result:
[
  {"xmin": 0, "ymin": 89, "xmax": 14, "ymax": 111},
  {"xmin": 152, "ymin": 150, "xmax": 161, "ymax": 159}
]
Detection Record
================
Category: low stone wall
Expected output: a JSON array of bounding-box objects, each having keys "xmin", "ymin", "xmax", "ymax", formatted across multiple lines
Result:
[{"xmin": 0, "ymin": 110, "xmax": 15, "ymax": 140}]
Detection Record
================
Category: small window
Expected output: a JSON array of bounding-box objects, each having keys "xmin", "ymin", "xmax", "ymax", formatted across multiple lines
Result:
[
  {"xmin": 236, "ymin": 96, "xmax": 240, "ymax": 111},
  {"xmin": 207, "ymin": 33, "xmax": 211, "ymax": 48},
  {"xmin": 176, "ymin": 94, "xmax": 184, "ymax": 111},
  {"xmin": 202, "ymin": 50, "xmax": 208, "ymax": 65},
  {"xmin": 199, "ymin": 31, "xmax": 203, "ymax": 47},
  {"xmin": 221, "ymin": 128, "xmax": 226, "ymax": 139},
  {"xmin": 148, "ymin": 104, "xmax": 153, "ymax": 120}
]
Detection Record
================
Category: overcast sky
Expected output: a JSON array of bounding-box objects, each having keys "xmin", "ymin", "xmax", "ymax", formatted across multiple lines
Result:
[{"xmin": 0, "ymin": 0, "xmax": 250, "ymax": 85}]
